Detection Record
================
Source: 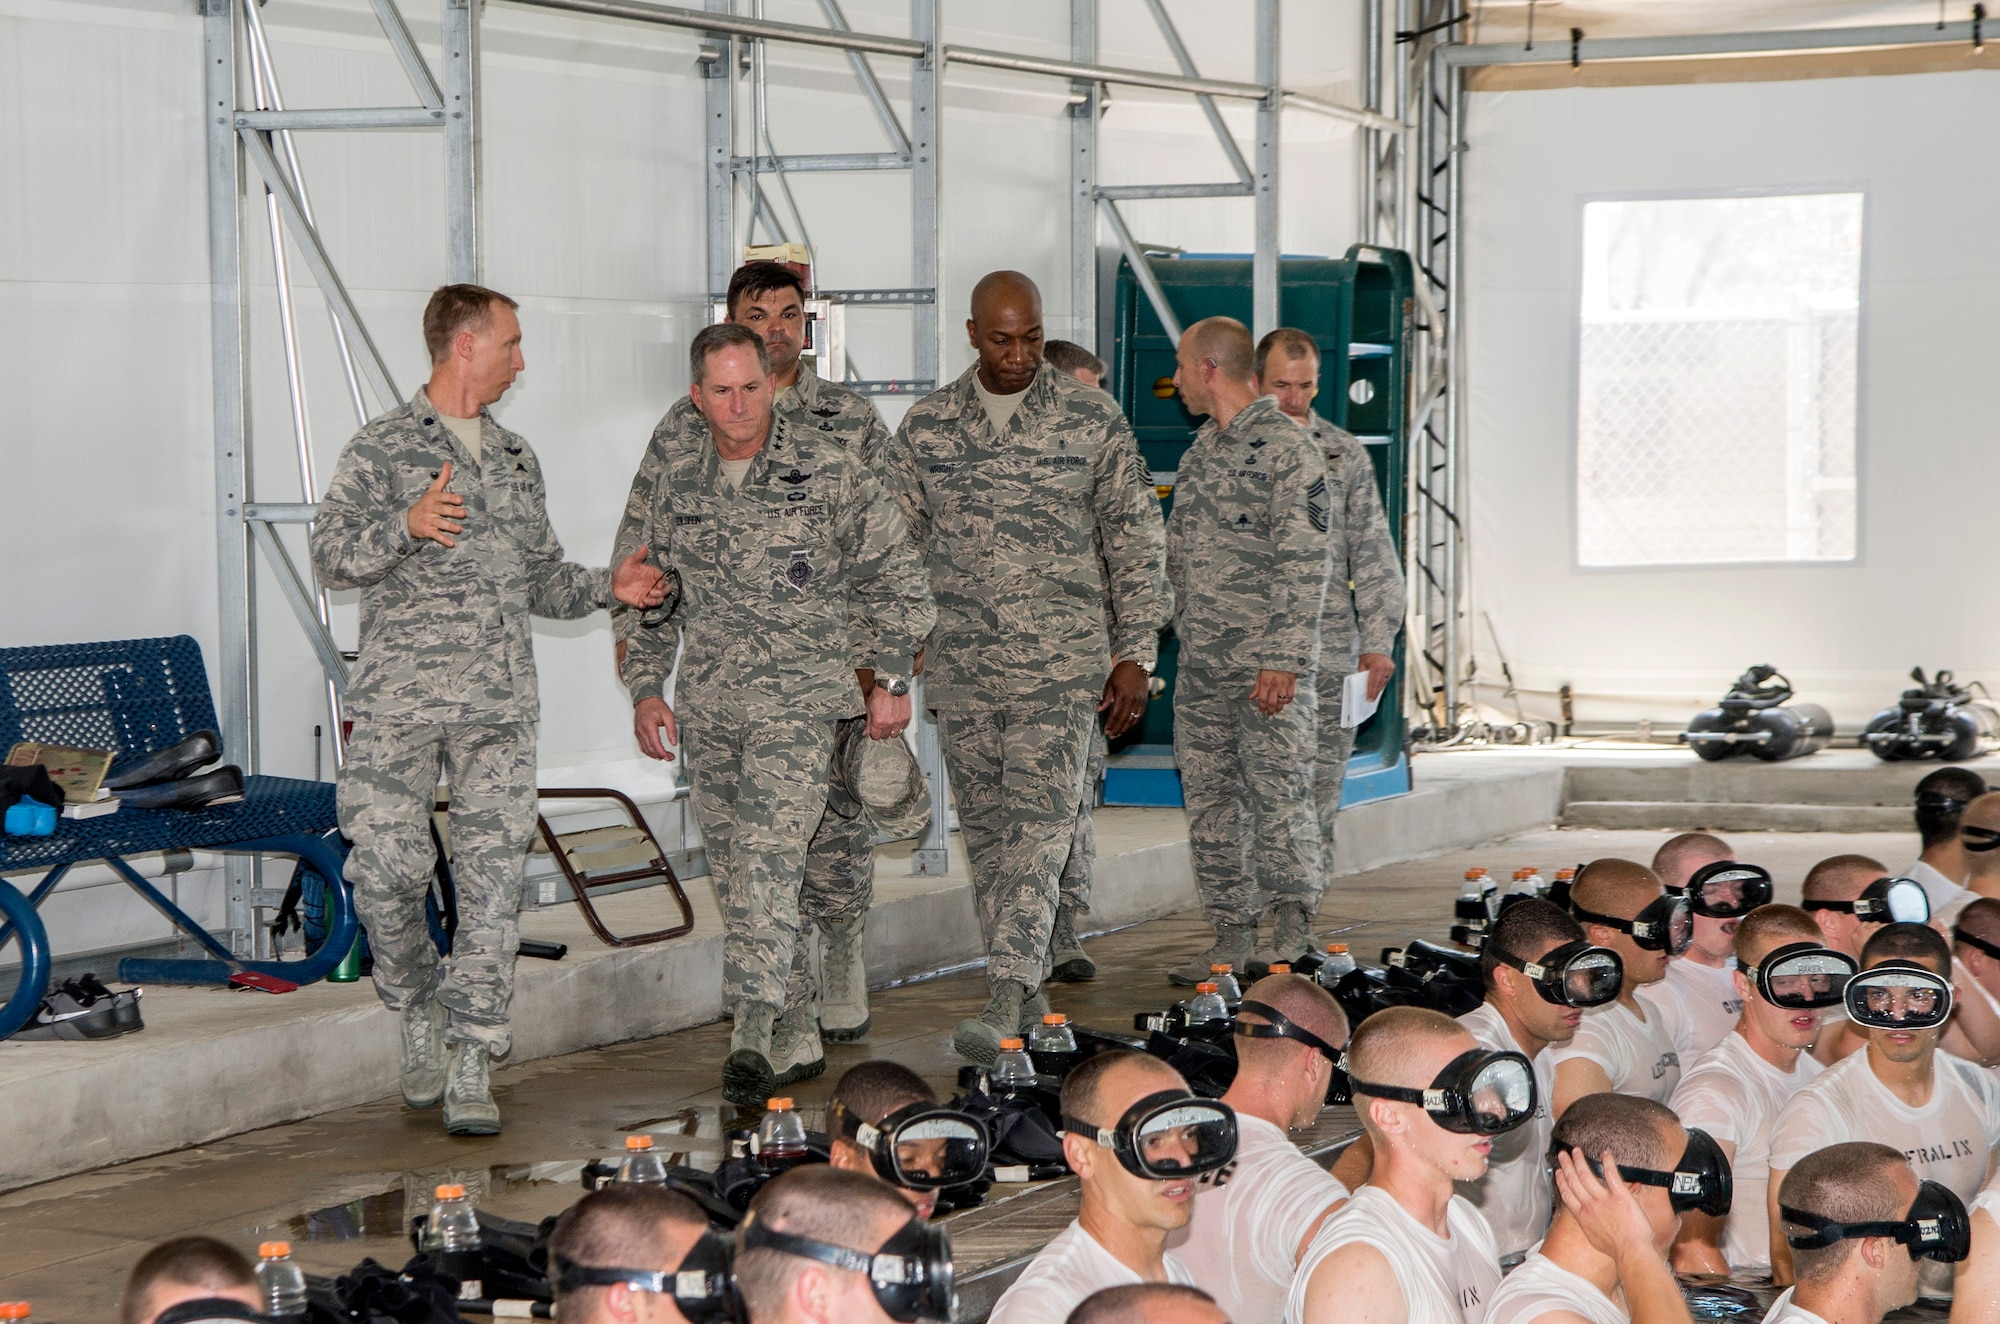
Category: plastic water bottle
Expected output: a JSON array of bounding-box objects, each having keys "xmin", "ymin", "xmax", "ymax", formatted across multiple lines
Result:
[
  {"xmin": 1501, "ymin": 869, "xmax": 1538, "ymax": 906},
  {"xmin": 1457, "ymin": 869, "xmax": 1492, "ymax": 922},
  {"xmin": 1187, "ymin": 982, "xmax": 1228, "ymax": 1024},
  {"xmin": 1523, "ymin": 866, "xmax": 1546, "ymax": 893},
  {"xmin": 256, "ymin": 1242, "xmax": 309, "ymax": 1321},
  {"xmin": 619, "ymin": 1134, "xmax": 668, "ymax": 1184},
  {"xmin": 992, "ymin": 1038, "xmax": 1038, "ymax": 1086},
  {"xmin": 757, "ymin": 1098, "xmax": 809, "ymax": 1164},
  {"xmin": 1551, "ymin": 867, "xmax": 1574, "ymax": 896},
  {"xmin": 1317, "ymin": 944, "xmax": 1356, "ymax": 988},
  {"xmin": 1029, "ymin": 1013, "xmax": 1079, "ymax": 1076},
  {"xmin": 426, "ymin": 1183, "xmax": 484, "ymax": 1300},
  {"xmin": 1209, "ymin": 963, "xmax": 1243, "ymax": 1002}
]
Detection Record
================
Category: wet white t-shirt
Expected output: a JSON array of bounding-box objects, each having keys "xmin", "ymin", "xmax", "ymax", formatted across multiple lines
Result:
[
  {"xmin": 1638, "ymin": 957, "xmax": 1742, "ymax": 1063},
  {"xmin": 989, "ymin": 1221, "xmax": 1196, "ymax": 1324},
  {"xmin": 1550, "ymin": 998, "xmax": 1681, "ymax": 1104},
  {"xmin": 1455, "ymin": 1002, "xmax": 1555, "ymax": 1259},
  {"xmin": 1669, "ymin": 1031, "xmax": 1822, "ymax": 1272},
  {"xmin": 1760, "ymin": 1288, "xmax": 1832, "ymax": 1324},
  {"xmin": 1481, "ymin": 1252, "xmax": 1628, "ymax": 1324},
  {"xmin": 1908, "ymin": 859, "xmax": 1975, "ymax": 925},
  {"xmin": 1286, "ymin": 1185, "xmax": 1501, "ymax": 1324},
  {"xmin": 1170, "ymin": 1113, "xmax": 1348, "ymax": 1324},
  {"xmin": 1770, "ymin": 1048, "xmax": 2000, "ymax": 1298}
]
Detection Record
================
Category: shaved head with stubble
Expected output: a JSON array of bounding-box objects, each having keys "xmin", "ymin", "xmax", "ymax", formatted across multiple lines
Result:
[
  {"xmin": 1227, "ymin": 973, "xmax": 1348, "ymax": 1131},
  {"xmin": 1962, "ymin": 793, "xmax": 2000, "ymax": 894},
  {"xmin": 966, "ymin": 270, "xmax": 1045, "ymax": 396},
  {"xmin": 1653, "ymin": 833, "xmax": 1733, "ymax": 891}
]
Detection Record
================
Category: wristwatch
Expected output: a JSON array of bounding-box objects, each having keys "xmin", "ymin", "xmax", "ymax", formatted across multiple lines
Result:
[{"xmin": 876, "ymin": 673, "xmax": 912, "ymax": 697}]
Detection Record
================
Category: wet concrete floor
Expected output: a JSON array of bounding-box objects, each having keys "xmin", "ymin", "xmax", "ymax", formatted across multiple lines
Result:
[{"xmin": 0, "ymin": 826, "xmax": 1915, "ymax": 1320}]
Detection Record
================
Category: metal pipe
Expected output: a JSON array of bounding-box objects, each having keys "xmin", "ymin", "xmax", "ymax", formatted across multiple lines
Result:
[
  {"xmin": 1142, "ymin": 0, "xmax": 1253, "ymax": 186},
  {"xmin": 1095, "ymin": 182, "xmax": 1253, "ymax": 200},
  {"xmin": 945, "ymin": 45, "xmax": 1269, "ymax": 100},
  {"xmin": 1250, "ymin": 0, "xmax": 1279, "ymax": 338},
  {"xmin": 233, "ymin": 107, "xmax": 445, "ymax": 129},
  {"xmin": 1069, "ymin": 0, "xmax": 1097, "ymax": 352},
  {"xmin": 500, "ymin": 0, "xmax": 927, "ymax": 58},
  {"xmin": 1442, "ymin": 36, "xmax": 1465, "ymax": 724},
  {"xmin": 242, "ymin": 502, "xmax": 320, "ymax": 523},
  {"xmin": 1444, "ymin": 17, "xmax": 1987, "ymax": 65},
  {"xmin": 817, "ymin": 0, "xmax": 910, "ymax": 156},
  {"xmin": 1098, "ymin": 199, "xmax": 1183, "ymax": 344},
  {"xmin": 1361, "ymin": 0, "xmax": 1382, "ymax": 243},
  {"xmin": 1282, "ymin": 91, "xmax": 1405, "ymax": 134},
  {"xmin": 443, "ymin": 0, "xmax": 483, "ymax": 283},
  {"xmin": 366, "ymin": 0, "xmax": 445, "ymax": 108},
  {"xmin": 730, "ymin": 151, "xmax": 910, "ymax": 172}
]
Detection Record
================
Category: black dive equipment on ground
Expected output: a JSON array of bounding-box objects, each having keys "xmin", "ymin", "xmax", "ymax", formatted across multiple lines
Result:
[
  {"xmin": 1862, "ymin": 668, "xmax": 1999, "ymax": 762},
  {"xmin": 1683, "ymin": 665, "xmax": 1834, "ymax": 762}
]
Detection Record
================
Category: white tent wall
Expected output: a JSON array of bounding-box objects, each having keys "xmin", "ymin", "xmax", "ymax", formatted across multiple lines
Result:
[
  {"xmin": 0, "ymin": 0, "xmax": 1360, "ymax": 961},
  {"xmin": 1462, "ymin": 69, "xmax": 2000, "ymax": 735}
]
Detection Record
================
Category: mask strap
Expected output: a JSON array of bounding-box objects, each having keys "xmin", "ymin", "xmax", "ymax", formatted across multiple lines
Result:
[
  {"xmin": 1964, "ymin": 826, "xmax": 2000, "ymax": 852},
  {"xmin": 1780, "ymin": 1206, "xmax": 1918, "ymax": 1250},
  {"xmin": 1955, "ymin": 928, "xmax": 2000, "ymax": 963},
  {"xmin": 1568, "ymin": 902, "xmax": 1635, "ymax": 935},
  {"xmin": 1234, "ymin": 999, "xmax": 1342, "ymax": 1063}
]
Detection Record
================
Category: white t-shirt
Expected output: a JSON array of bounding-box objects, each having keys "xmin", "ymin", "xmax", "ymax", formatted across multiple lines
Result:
[
  {"xmin": 1286, "ymin": 1185, "xmax": 1501, "ymax": 1324},
  {"xmin": 1169, "ymin": 1113, "xmax": 1349, "ymax": 1324},
  {"xmin": 1908, "ymin": 859, "xmax": 1975, "ymax": 925},
  {"xmin": 1481, "ymin": 1252, "xmax": 1628, "ymax": 1324},
  {"xmin": 1638, "ymin": 957, "xmax": 1742, "ymax": 1063},
  {"xmin": 1668, "ymin": 1031, "xmax": 1823, "ymax": 1272},
  {"xmin": 989, "ymin": 1220, "xmax": 1196, "ymax": 1324},
  {"xmin": 1760, "ymin": 1288, "xmax": 1832, "ymax": 1324},
  {"xmin": 1550, "ymin": 998, "xmax": 1681, "ymax": 1104},
  {"xmin": 1770, "ymin": 1047, "xmax": 2000, "ymax": 1298},
  {"xmin": 1455, "ymin": 1002, "xmax": 1555, "ymax": 1259}
]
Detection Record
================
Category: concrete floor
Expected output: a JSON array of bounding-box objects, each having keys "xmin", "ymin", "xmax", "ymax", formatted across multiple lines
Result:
[{"xmin": 0, "ymin": 824, "xmax": 1918, "ymax": 1319}]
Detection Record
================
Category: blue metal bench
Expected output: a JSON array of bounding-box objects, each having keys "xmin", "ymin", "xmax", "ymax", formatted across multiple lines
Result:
[{"xmin": 0, "ymin": 635, "xmax": 356, "ymax": 1040}]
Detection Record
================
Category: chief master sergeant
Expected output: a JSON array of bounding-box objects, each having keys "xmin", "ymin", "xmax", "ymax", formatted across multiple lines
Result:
[
  {"xmin": 879, "ymin": 270, "xmax": 1171, "ymax": 1063},
  {"xmin": 620, "ymin": 322, "xmax": 935, "ymax": 1105},
  {"xmin": 311, "ymin": 283, "xmax": 668, "ymax": 1137}
]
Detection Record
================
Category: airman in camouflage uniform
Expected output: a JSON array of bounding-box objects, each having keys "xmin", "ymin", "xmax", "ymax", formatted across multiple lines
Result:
[
  {"xmin": 879, "ymin": 272, "xmax": 1170, "ymax": 1062},
  {"xmin": 612, "ymin": 262, "xmax": 897, "ymax": 1045},
  {"xmin": 620, "ymin": 322, "xmax": 934, "ymax": 1105},
  {"xmin": 1255, "ymin": 328, "xmax": 1404, "ymax": 945},
  {"xmin": 312, "ymin": 285, "xmax": 667, "ymax": 1136},
  {"xmin": 1164, "ymin": 317, "xmax": 1333, "ymax": 984}
]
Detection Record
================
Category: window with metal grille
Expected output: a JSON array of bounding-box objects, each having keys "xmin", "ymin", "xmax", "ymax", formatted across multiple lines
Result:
[{"xmin": 1575, "ymin": 193, "xmax": 1862, "ymax": 567}]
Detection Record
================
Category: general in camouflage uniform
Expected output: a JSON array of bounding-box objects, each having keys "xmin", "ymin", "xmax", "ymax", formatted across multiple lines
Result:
[
  {"xmin": 879, "ymin": 272, "xmax": 1170, "ymax": 1062},
  {"xmin": 620, "ymin": 322, "xmax": 933, "ymax": 1105},
  {"xmin": 611, "ymin": 273, "xmax": 896, "ymax": 1044},
  {"xmin": 1165, "ymin": 317, "xmax": 1333, "ymax": 983},
  {"xmin": 1254, "ymin": 328, "xmax": 1404, "ymax": 929},
  {"xmin": 312, "ymin": 284, "xmax": 666, "ymax": 1136}
]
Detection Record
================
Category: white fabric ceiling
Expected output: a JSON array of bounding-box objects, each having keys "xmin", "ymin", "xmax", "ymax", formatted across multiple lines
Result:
[{"xmin": 1467, "ymin": 1, "xmax": 1962, "ymax": 43}]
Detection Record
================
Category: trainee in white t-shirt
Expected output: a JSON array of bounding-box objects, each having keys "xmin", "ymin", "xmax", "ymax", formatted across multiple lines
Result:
[
  {"xmin": 1770, "ymin": 1047, "xmax": 2000, "ymax": 1298},
  {"xmin": 988, "ymin": 1220, "xmax": 1197, "ymax": 1324},
  {"xmin": 1907, "ymin": 859, "xmax": 1975, "ymax": 926},
  {"xmin": 1481, "ymin": 1252, "xmax": 1628, "ymax": 1324},
  {"xmin": 1285, "ymin": 1184, "xmax": 1501, "ymax": 1324},
  {"xmin": 1669, "ymin": 1030, "xmax": 1822, "ymax": 1272},
  {"xmin": 1455, "ymin": 1001, "xmax": 1555, "ymax": 1260},
  {"xmin": 1760, "ymin": 1288, "xmax": 1833, "ymax": 1324},
  {"xmin": 1549, "ymin": 998, "xmax": 1681, "ymax": 1104},
  {"xmin": 1638, "ymin": 957, "xmax": 1742, "ymax": 1063},
  {"xmin": 1169, "ymin": 1113, "xmax": 1348, "ymax": 1324}
]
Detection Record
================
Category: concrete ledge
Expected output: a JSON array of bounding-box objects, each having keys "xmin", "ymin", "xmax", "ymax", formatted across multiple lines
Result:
[
  {"xmin": 1332, "ymin": 757, "xmax": 1565, "ymax": 876},
  {"xmin": 1563, "ymin": 800, "xmax": 1913, "ymax": 832}
]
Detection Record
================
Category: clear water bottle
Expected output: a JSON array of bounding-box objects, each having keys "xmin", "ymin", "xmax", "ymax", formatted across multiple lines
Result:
[
  {"xmin": 1456, "ymin": 869, "xmax": 1492, "ymax": 923},
  {"xmin": 257, "ymin": 1242, "xmax": 308, "ymax": 1321},
  {"xmin": 1501, "ymin": 868, "xmax": 1538, "ymax": 905},
  {"xmin": 426, "ymin": 1183, "xmax": 484, "ymax": 1301},
  {"xmin": 619, "ymin": 1134, "xmax": 668, "ymax": 1184},
  {"xmin": 757, "ymin": 1098, "xmax": 809, "ymax": 1163},
  {"xmin": 992, "ymin": 1038, "xmax": 1037, "ymax": 1086},
  {"xmin": 1209, "ymin": 963, "xmax": 1243, "ymax": 1002},
  {"xmin": 1317, "ymin": 944, "xmax": 1356, "ymax": 988},
  {"xmin": 1524, "ymin": 866, "xmax": 1546, "ymax": 893},
  {"xmin": 1029, "ymin": 1013, "xmax": 1078, "ymax": 1076},
  {"xmin": 1187, "ymin": 982, "xmax": 1228, "ymax": 1024}
]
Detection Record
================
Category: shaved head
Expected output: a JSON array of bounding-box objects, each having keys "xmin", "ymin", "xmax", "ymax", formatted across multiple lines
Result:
[
  {"xmin": 966, "ymin": 269, "xmax": 1044, "ymax": 396},
  {"xmin": 1060, "ymin": 1049, "xmax": 1183, "ymax": 1130},
  {"xmin": 969, "ymin": 270, "xmax": 1041, "ymax": 324},
  {"xmin": 1956, "ymin": 897, "xmax": 2000, "ymax": 952},
  {"xmin": 1802, "ymin": 854, "xmax": 1887, "ymax": 902},
  {"xmin": 1182, "ymin": 316, "xmax": 1256, "ymax": 385},
  {"xmin": 1734, "ymin": 904, "xmax": 1823, "ymax": 967},
  {"xmin": 1235, "ymin": 973, "xmax": 1347, "ymax": 1070},
  {"xmin": 1964, "ymin": 792, "xmax": 2000, "ymax": 880},
  {"xmin": 1652, "ymin": 833, "xmax": 1732, "ymax": 891},
  {"xmin": 1572, "ymin": 858, "xmax": 1665, "ymax": 919},
  {"xmin": 1347, "ymin": 1006, "xmax": 1472, "ymax": 1093}
]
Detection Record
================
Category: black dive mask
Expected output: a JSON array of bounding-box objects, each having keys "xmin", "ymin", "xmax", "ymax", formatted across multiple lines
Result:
[
  {"xmin": 739, "ymin": 1212, "xmax": 954, "ymax": 1323},
  {"xmin": 1234, "ymin": 999, "xmax": 1346, "ymax": 1102},
  {"xmin": 1962, "ymin": 825, "xmax": 2000, "ymax": 853},
  {"xmin": 556, "ymin": 1227, "xmax": 743, "ymax": 1324},
  {"xmin": 1682, "ymin": 862, "xmax": 1774, "ymax": 919},
  {"xmin": 1743, "ymin": 942, "xmax": 1856, "ymax": 1010},
  {"xmin": 1804, "ymin": 876, "xmax": 1931, "ymax": 925},
  {"xmin": 154, "ymin": 1303, "xmax": 272, "ymax": 1324},
  {"xmin": 1346, "ymin": 1047, "xmax": 1537, "ymax": 1136},
  {"xmin": 1844, "ymin": 960, "xmax": 1954, "ymax": 1030},
  {"xmin": 1062, "ymin": 1090, "xmax": 1239, "ymax": 1180},
  {"xmin": 1572, "ymin": 890, "xmax": 1693, "ymax": 955},
  {"xmin": 831, "ymin": 1098, "xmax": 990, "ymax": 1191},
  {"xmin": 1582, "ymin": 1127, "xmax": 1732, "ymax": 1217},
  {"xmin": 1489, "ymin": 939, "xmax": 1623, "ymax": 1008},
  {"xmin": 1784, "ymin": 1179, "xmax": 1971, "ymax": 1264}
]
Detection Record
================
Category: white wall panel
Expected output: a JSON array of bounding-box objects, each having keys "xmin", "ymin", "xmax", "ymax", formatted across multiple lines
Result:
[{"xmin": 1463, "ymin": 71, "xmax": 2000, "ymax": 731}]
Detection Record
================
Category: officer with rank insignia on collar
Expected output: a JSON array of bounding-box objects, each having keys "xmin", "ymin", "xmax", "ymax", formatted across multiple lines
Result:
[{"xmin": 618, "ymin": 321, "xmax": 934, "ymax": 1105}]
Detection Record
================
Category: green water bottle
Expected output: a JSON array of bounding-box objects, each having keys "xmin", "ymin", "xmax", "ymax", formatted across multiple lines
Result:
[{"xmin": 328, "ymin": 934, "xmax": 362, "ymax": 982}]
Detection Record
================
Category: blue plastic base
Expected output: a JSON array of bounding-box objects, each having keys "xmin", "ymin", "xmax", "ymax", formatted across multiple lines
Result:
[{"xmin": 1102, "ymin": 744, "xmax": 1411, "ymax": 810}]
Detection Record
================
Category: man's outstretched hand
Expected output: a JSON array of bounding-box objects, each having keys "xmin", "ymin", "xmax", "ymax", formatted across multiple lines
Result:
[
  {"xmin": 407, "ymin": 462, "xmax": 466, "ymax": 547},
  {"xmin": 634, "ymin": 696, "xmax": 677, "ymax": 761},
  {"xmin": 1099, "ymin": 660, "xmax": 1150, "ymax": 739},
  {"xmin": 612, "ymin": 546, "xmax": 670, "ymax": 609}
]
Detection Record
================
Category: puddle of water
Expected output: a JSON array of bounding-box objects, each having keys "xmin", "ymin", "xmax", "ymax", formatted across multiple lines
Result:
[{"xmin": 1680, "ymin": 1278, "xmax": 1951, "ymax": 1322}]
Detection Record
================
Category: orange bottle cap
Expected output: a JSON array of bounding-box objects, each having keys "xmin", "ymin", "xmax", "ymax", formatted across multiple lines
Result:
[
  {"xmin": 258, "ymin": 1242, "xmax": 291, "ymax": 1258},
  {"xmin": 1270, "ymin": 962, "xmax": 1292, "ymax": 973},
  {"xmin": 1196, "ymin": 982, "xmax": 1219, "ymax": 993},
  {"xmin": 1326, "ymin": 943, "xmax": 1349, "ymax": 954},
  {"xmin": 1000, "ymin": 1037, "xmax": 1025, "ymax": 1050},
  {"xmin": 1042, "ymin": 1013, "xmax": 1067, "ymax": 1025},
  {"xmin": 1210, "ymin": 963, "xmax": 1233, "ymax": 973},
  {"xmin": 625, "ymin": 1135, "xmax": 653, "ymax": 1150},
  {"xmin": 767, "ymin": 1098, "xmax": 794, "ymax": 1110},
  {"xmin": 435, "ymin": 1184, "xmax": 465, "ymax": 1199},
  {"xmin": 0, "ymin": 1305, "xmax": 31, "ymax": 1319}
]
